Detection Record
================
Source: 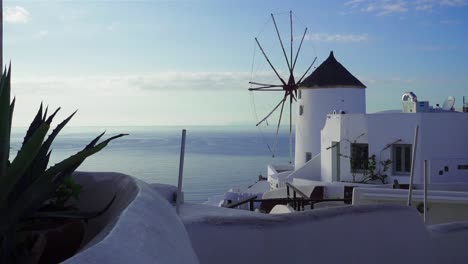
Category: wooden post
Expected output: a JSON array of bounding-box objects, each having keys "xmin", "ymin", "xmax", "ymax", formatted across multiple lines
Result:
[
  {"xmin": 423, "ymin": 160, "xmax": 428, "ymax": 223},
  {"xmin": 407, "ymin": 125, "xmax": 419, "ymax": 206},
  {"xmin": 293, "ymin": 191, "xmax": 297, "ymax": 210},
  {"xmin": 176, "ymin": 129, "xmax": 186, "ymax": 214}
]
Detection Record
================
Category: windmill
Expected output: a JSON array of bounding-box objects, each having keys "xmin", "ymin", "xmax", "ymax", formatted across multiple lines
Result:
[{"xmin": 249, "ymin": 11, "xmax": 317, "ymax": 164}]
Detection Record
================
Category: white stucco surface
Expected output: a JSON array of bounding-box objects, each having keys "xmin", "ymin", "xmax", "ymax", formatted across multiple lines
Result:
[
  {"xmin": 65, "ymin": 172, "xmax": 199, "ymax": 264},
  {"xmin": 295, "ymin": 88, "xmax": 365, "ymax": 168},
  {"xmin": 429, "ymin": 222, "xmax": 468, "ymax": 264},
  {"xmin": 270, "ymin": 204, "xmax": 295, "ymax": 214},
  {"xmin": 288, "ymin": 152, "xmax": 321, "ymax": 181},
  {"xmin": 55, "ymin": 172, "xmax": 468, "ymax": 264},
  {"xmin": 182, "ymin": 203, "xmax": 442, "ymax": 264},
  {"xmin": 320, "ymin": 112, "xmax": 468, "ymax": 184}
]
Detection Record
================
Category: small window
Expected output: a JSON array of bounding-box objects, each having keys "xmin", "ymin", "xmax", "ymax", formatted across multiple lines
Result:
[
  {"xmin": 305, "ymin": 152, "xmax": 312, "ymax": 162},
  {"xmin": 298, "ymin": 90, "xmax": 302, "ymax": 99},
  {"xmin": 299, "ymin": 105, "xmax": 304, "ymax": 115},
  {"xmin": 393, "ymin": 144, "xmax": 412, "ymax": 175},
  {"xmin": 458, "ymin": 165, "xmax": 468, "ymax": 170},
  {"xmin": 350, "ymin": 143, "xmax": 369, "ymax": 172}
]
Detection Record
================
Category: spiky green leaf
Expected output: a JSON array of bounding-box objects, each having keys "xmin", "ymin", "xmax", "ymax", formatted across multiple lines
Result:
[
  {"xmin": 10, "ymin": 110, "xmax": 70, "ymax": 203},
  {"xmin": 41, "ymin": 110, "xmax": 75, "ymax": 157},
  {"xmin": 21, "ymin": 103, "xmax": 43, "ymax": 148},
  {"xmin": 8, "ymin": 98, "xmax": 15, "ymax": 138},
  {"xmin": 45, "ymin": 107, "xmax": 60, "ymax": 125},
  {"xmin": 7, "ymin": 134, "xmax": 126, "ymax": 222},
  {"xmin": 0, "ymin": 68, "xmax": 11, "ymax": 179},
  {"xmin": 86, "ymin": 131, "xmax": 105, "ymax": 149},
  {"xmin": 0, "ymin": 123, "xmax": 49, "ymax": 205},
  {"xmin": 46, "ymin": 134, "xmax": 127, "ymax": 180}
]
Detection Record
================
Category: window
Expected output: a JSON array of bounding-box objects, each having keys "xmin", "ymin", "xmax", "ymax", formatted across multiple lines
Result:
[
  {"xmin": 305, "ymin": 152, "xmax": 312, "ymax": 162},
  {"xmin": 393, "ymin": 144, "xmax": 412, "ymax": 175},
  {"xmin": 298, "ymin": 90, "xmax": 302, "ymax": 99},
  {"xmin": 299, "ymin": 105, "xmax": 304, "ymax": 115},
  {"xmin": 350, "ymin": 143, "xmax": 368, "ymax": 172},
  {"xmin": 458, "ymin": 165, "xmax": 468, "ymax": 170}
]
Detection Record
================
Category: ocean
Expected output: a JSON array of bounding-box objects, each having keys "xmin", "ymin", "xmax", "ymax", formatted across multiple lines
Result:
[{"xmin": 10, "ymin": 126, "xmax": 293, "ymax": 203}]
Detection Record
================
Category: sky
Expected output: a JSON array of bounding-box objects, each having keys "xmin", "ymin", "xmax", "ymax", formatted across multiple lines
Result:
[{"xmin": 4, "ymin": 0, "xmax": 468, "ymax": 126}]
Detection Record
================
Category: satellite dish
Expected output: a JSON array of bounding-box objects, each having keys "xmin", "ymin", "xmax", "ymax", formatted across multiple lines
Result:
[{"xmin": 442, "ymin": 96, "xmax": 455, "ymax": 111}]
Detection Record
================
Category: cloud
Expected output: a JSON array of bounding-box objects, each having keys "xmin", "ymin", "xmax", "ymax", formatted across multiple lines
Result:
[
  {"xmin": 35, "ymin": 30, "xmax": 49, "ymax": 38},
  {"xmin": 12, "ymin": 72, "xmax": 276, "ymax": 94},
  {"xmin": 440, "ymin": 0, "xmax": 466, "ymax": 6},
  {"xmin": 345, "ymin": 0, "xmax": 409, "ymax": 15},
  {"xmin": 415, "ymin": 0, "xmax": 435, "ymax": 11},
  {"xmin": 4, "ymin": 6, "xmax": 30, "ymax": 24},
  {"xmin": 107, "ymin": 21, "xmax": 120, "ymax": 31},
  {"xmin": 416, "ymin": 4, "xmax": 433, "ymax": 11},
  {"xmin": 304, "ymin": 33, "xmax": 369, "ymax": 43},
  {"xmin": 378, "ymin": 3, "xmax": 409, "ymax": 15},
  {"xmin": 127, "ymin": 72, "xmax": 254, "ymax": 91},
  {"xmin": 440, "ymin": 19, "xmax": 461, "ymax": 24},
  {"xmin": 415, "ymin": 0, "xmax": 466, "ymax": 11},
  {"xmin": 363, "ymin": 76, "xmax": 416, "ymax": 86},
  {"xmin": 344, "ymin": 0, "xmax": 366, "ymax": 6},
  {"xmin": 344, "ymin": 0, "xmax": 466, "ymax": 15}
]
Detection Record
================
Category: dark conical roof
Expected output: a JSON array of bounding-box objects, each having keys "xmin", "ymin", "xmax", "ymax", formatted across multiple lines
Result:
[{"xmin": 300, "ymin": 51, "xmax": 366, "ymax": 89}]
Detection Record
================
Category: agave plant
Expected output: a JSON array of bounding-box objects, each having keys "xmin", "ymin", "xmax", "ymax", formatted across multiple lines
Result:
[{"xmin": 0, "ymin": 65, "xmax": 126, "ymax": 261}]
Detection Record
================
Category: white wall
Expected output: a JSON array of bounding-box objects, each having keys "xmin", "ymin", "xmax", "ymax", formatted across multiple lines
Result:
[
  {"xmin": 183, "ymin": 204, "xmax": 441, "ymax": 264},
  {"xmin": 321, "ymin": 114, "xmax": 368, "ymax": 183},
  {"xmin": 283, "ymin": 153, "xmax": 322, "ymax": 183},
  {"xmin": 295, "ymin": 88, "xmax": 365, "ymax": 168},
  {"xmin": 419, "ymin": 113, "xmax": 468, "ymax": 183},
  {"xmin": 67, "ymin": 172, "xmax": 199, "ymax": 264},
  {"xmin": 430, "ymin": 222, "xmax": 468, "ymax": 264},
  {"xmin": 366, "ymin": 113, "xmax": 421, "ymax": 184},
  {"xmin": 320, "ymin": 112, "xmax": 468, "ymax": 185}
]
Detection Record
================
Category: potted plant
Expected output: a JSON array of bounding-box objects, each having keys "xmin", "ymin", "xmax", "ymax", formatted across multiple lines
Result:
[{"xmin": 0, "ymin": 65, "xmax": 126, "ymax": 263}]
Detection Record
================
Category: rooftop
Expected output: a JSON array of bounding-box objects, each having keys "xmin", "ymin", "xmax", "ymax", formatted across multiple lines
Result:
[{"xmin": 300, "ymin": 51, "xmax": 366, "ymax": 89}]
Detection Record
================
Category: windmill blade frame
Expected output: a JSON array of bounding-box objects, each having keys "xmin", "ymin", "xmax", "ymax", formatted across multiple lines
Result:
[{"xmin": 249, "ymin": 10, "xmax": 316, "ymax": 163}]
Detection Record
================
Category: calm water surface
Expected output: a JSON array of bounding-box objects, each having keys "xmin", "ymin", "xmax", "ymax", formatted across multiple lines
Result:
[{"xmin": 10, "ymin": 126, "xmax": 293, "ymax": 203}]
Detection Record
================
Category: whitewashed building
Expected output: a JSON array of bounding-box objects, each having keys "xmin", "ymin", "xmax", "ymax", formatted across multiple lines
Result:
[
  {"xmin": 270, "ymin": 51, "xmax": 468, "ymax": 187},
  {"xmin": 213, "ymin": 51, "xmax": 468, "ymax": 224},
  {"xmin": 320, "ymin": 111, "xmax": 468, "ymax": 185}
]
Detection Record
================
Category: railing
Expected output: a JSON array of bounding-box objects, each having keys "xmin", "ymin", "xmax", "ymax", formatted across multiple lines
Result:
[
  {"xmin": 258, "ymin": 197, "xmax": 351, "ymax": 211},
  {"xmin": 286, "ymin": 182, "xmax": 309, "ymax": 199},
  {"xmin": 224, "ymin": 195, "xmax": 258, "ymax": 211},
  {"xmin": 285, "ymin": 182, "xmax": 309, "ymax": 210},
  {"xmin": 222, "ymin": 183, "xmax": 350, "ymax": 212},
  {"xmin": 224, "ymin": 196, "xmax": 351, "ymax": 212}
]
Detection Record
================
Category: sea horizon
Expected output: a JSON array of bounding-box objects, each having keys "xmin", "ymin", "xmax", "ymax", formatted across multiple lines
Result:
[{"xmin": 10, "ymin": 125, "xmax": 294, "ymax": 203}]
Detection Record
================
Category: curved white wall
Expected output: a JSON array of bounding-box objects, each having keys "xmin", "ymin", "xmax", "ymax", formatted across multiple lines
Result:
[
  {"xmin": 295, "ymin": 88, "xmax": 365, "ymax": 168},
  {"xmin": 67, "ymin": 172, "xmax": 199, "ymax": 264},
  {"xmin": 183, "ymin": 204, "xmax": 441, "ymax": 264}
]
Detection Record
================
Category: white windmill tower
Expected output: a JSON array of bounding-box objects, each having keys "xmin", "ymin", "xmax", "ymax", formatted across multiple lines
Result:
[{"xmin": 294, "ymin": 51, "xmax": 367, "ymax": 168}]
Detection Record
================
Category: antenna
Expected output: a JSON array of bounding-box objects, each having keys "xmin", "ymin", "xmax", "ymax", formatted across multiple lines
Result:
[{"xmin": 442, "ymin": 96, "xmax": 455, "ymax": 111}]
